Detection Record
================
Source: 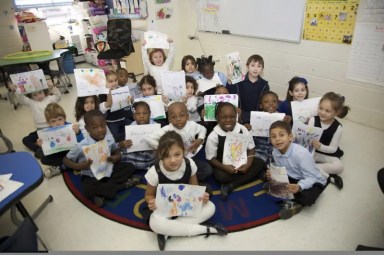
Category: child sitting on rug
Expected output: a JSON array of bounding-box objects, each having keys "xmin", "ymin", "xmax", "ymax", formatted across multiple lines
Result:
[
  {"xmin": 144, "ymin": 131, "xmax": 227, "ymax": 251},
  {"xmin": 63, "ymin": 110, "xmax": 141, "ymax": 208},
  {"xmin": 266, "ymin": 120, "xmax": 327, "ymax": 219}
]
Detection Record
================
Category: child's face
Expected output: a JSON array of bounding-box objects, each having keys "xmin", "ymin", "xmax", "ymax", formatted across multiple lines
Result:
[
  {"xmin": 215, "ymin": 86, "xmax": 228, "ymax": 95},
  {"xmin": 162, "ymin": 144, "xmax": 184, "ymax": 172},
  {"xmin": 185, "ymin": 59, "xmax": 196, "ymax": 73},
  {"xmin": 107, "ymin": 74, "xmax": 119, "ymax": 89},
  {"xmin": 31, "ymin": 91, "xmax": 45, "ymax": 102},
  {"xmin": 318, "ymin": 99, "xmax": 337, "ymax": 124},
  {"xmin": 247, "ymin": 61, "xmax": 263, "ymax": 79},
  {"xmin": 133, "ymin": 105, "xmax": 150, "ymax": 125},
  {"xmin": 48, "ymin": 116, "xmax": 65, "ymax": 127},
  {"xmin": 289, "ymin": 83, "xmax": 307, "ymax": 101},
  {"xmin": 218, "ymin": 105, "xmax": 237, "ymax": 132},
  {"xmin": 141, "ymin": 83, "xmax": 156, "ymax": 96},
  {"xmin": 201, "ymin": 65, "xmax": 214, "ymax": 80},
  {"xmin": 117, "ymin": 72, "xmax": 129, "ymax": 86},
  {"xmin": 152, "ymin": 51, "xmax": 164, "ymax": 66},
  {"xmin": 85, "ymin": 116, "xmax": 107, "ymax": 141},
  {"xmin": 186, "ymin": 82, "xmax": 195, "ymax": 97},
  {"xmin": 84, "ymin": 97, "xmax": 96, "ymax": 112},
  {"xmin": 270, "ymin": 127, "xmax": 293, "ymax": 154},
  {"xmin": 260, "ymin": 94, "xmax": 278, "ymax": 113},
  {"xmin": 168, "ymin": 104, "xmax": 189, "ymax": 129}
]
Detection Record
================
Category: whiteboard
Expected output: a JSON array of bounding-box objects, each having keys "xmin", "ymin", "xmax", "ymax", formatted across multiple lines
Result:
[{"xmin": 197, "ymin": 0, "xmax": 306, "ymax": 43}]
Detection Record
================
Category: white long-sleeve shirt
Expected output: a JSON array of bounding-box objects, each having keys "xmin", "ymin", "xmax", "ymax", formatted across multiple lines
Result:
[
  {"xmin": 141, "ymin": 43, "xmax": 175, "ymax": 94},
  {"xmin": 17, "ymin": 87, "xmax": 61, "ymax": 129}
]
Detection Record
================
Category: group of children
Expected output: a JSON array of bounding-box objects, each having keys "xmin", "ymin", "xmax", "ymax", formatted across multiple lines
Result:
[{"xmin": 13, "ymin": 41, "xmax": 350, "ymax": 250}]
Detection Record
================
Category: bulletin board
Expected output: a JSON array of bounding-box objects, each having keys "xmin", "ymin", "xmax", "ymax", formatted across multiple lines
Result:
[
  {"xmin": 302, "ymin": 0, "xmax": 360, "ymax": 44},
  {"xmin": 197, "ymin": 0, "xmax": 307, "ymax": 43}
]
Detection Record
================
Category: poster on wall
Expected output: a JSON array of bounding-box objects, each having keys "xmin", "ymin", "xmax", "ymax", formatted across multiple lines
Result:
[
  {"xmin": 303, "ymin": 0, "xmax": 360, "ymax": 44},
  {"xmin": 156, "ymin": 7, "xmax": 173, "ymax": 19}
]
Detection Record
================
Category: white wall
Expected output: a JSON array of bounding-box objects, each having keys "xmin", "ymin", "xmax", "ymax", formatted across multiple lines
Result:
[
  {"xmin": 0, "ymin": 1, "xmax": 22, "ymax": 58},
  {"xmin": 151, "ymin": 0, "xmax": 384, "ymax": 131}
]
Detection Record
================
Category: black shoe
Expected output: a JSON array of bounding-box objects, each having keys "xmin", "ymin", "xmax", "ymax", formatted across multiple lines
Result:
[
  {"xmin": 329, "ymin": 174, "xmax": 343, "ymax": 190},
  {"xmin": 157, "ymin": 234, "xmax": 166, "ymax": 251},
  {"xmin": 220, "ymin": 184, "xmax": 233, "ymax": 200},
  {"xmin": 279, "ymin": 201, "xmax": 302, "ymax": 219},
  {"xmin": 201, "ymin": 222, "xmax": 228, "ymax": 237},
  {"xmin": 93, "ymin": 196, "xmax": 105, "ymax": 207},
  {"xmin": 124, "ymin": 175, "xmax": 142, "ymax": 188},
  {"xmin": 34, "ymin": 148, "xmax": 43, "ymax": 159}
]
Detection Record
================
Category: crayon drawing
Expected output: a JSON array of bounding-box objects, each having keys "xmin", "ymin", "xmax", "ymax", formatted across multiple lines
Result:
[
  {"xmin": 37, "ymin": 125, "xmax": 77, "ymax": 156},
  {"xmin": 226, "ymin": 52, "xmax": 244, "ymax": 84},
  {"xmin": 125, "ymin": 124, "xmax": 161, "ymax": 153},
  {"xmin": 203, "ymin": 94, "xmax": 238, "ymax": 121},
  {"xmin": 155, "ymin": 184, "xmax": 206, "ymax": 217},
  {"xmin": 10, "ymin": 69, "xmax": 48, "ymax": 94},
  {"xmin": 127, "ymin": 82, "xmax": 142, "ymax": 99},
  {"xmin": 134, "ymin": 95, "xmax": 166, "ymax": 120},
  {"xmin": 291, "ymin": 97, "xmax": 321, "ymax": 124},
  {"xmin": 292, "ymin": 121, "xmax": 323, "ymax": 155},
  {"xmin": 82, "ymin": 140, "xmax": 113, "ymax": 180},
  {"xmin": 250, "ymin": 112, "xmax": 285, "ymax": 137},
  {"xmin": 144, "ymin": 31, "xmax": 169, "ymax": 49},
  {"xmin": 268, "ymin": 165, "xmax": 294, "ymax": 199},
  {"xmin": 75, "ymin": 69, "xmax": 108, "ymax": 97},
  {"xmin": 110, "ymin": 86, "xmax": 131, "ymax": 112},
  {"xmin": 222, "ymin": 131, "xmax": 248, "ymax": 168},
  {"xmin": 156, "ymin": 7, "xmax": 173, "ymax": 19},
  {"xmin": 161, "ymin": 70, "xmax": 186, "ymax": 101}
]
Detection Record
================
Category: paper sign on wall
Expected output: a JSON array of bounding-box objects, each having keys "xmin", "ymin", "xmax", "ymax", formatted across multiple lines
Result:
[
  {"xmin": 222, "ymin": 131, "xmax": 249, "ymax": 168},
  {"xmin": 155, "ymin": 183, "xmax": 206, "ymax": 217},
  {"xmin": 10, "ymin": 69, "xmax": 48, "ymax": 94},
  {"xmin": 204, "ymin": 94, "xmax": 238, "ymax": 121},
  {"xmin": 161, "ymin": 70, "xmax": 186, "ymax": 101},
  {"xmin": 75, "ymin": 69, "xmax": 108, "ymax": 97},
  {"xmin": 250, "ymin": 112, "xmax": 285, "ymax": 137},
  {"xmin": 37, "ymin": 125, "xmax": 77, "ymax": 156},
  {"xmin": 82, "ymin": 140, "xmax": 113, "ymax": 180},
  {"xmin": 125, "ymin": 124, "xmax": 161, "ymax": 152}
]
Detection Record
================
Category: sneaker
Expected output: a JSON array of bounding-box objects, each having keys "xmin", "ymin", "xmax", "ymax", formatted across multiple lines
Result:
[
  {"xmin": 44, "ymin": 166, "xmax": 61, "ymax": 179},
  {"xmin": 329, "ymin": 174, "xmax": 343, "ymax": 189},
  {"xmin": 279, "ymin": 201, "xmax": 302, "ymax": 219},
  {"xmin": 124, "ymin": 175, "xmax": 142, "ymax": 189},
  {"xmin": 93, "ymin": 196, "xmax": 105, "ymax": 207}
]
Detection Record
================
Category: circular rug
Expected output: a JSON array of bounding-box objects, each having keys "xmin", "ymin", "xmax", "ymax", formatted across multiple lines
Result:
[{"xmin": 63, "ymin": 171, "xmax": 281, "ymax": 233}]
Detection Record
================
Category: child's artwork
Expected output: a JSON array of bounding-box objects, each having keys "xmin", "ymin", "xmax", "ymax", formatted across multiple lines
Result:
[
  {"xmin": 127, "ymin": 82, "xmax": 142, "ymax": 99},
  {"xmin": 37, "ymin": 125, "xmax": 77, "ymax": 156},
  {"xmin": 161, "ymin": 70, "xmax": 186, "ymax": 101},
  {"xmin": 196, "ymin": 78, "xmax": 219, "ymax": 93},
  {"xmin": 292, "ymin": 121, "xmax": 323, "ymax": 155},
  {"xmin": 226, "ymin": 52, "xmax": 244, "ymax": 84},
  {"xmin": 144, "ymin": 31, "xmax": 169, "ymax": 49},
  {"xmin": 74, "ymin": 69, "xmax": 108, "ymax": 97},
  {"xmin": 82, "ymin": 139, "xmax": 113, "ymax": 180},
  {"xmin": 204, "ymin": 94, "xmax": 238, "ymax": 121},
  {"xmin": 125, "ymin": 124, "xmax": 161, "ymax": 152},
  {"xmin": 155, "ymin": 183, "xmax": 206, "ymax": 217},
  {"xmin": 134, "ymin": 95, "xmax": 166, "ymax": 120},
  {"xmin": 110, "ymin": 86, "xmax": 131, "ymax": 112},
  {"xmin": 291, "ymin": 97, "xmax": 321, "ymax": 124},
  {"xmin": 250, "ymin": 112, "xmax": 285, "ymax": 137},
  {"xmin": 156, "ymin": 7, "xmax": 173, "ymax": 19},
  {"xmin": 222, "ymin": 131, "xmax": 249, "ymax": 168},
  {"xmin": 10, "ymin": 69, "xmax": 48, "ymax": 94},
  {"xmin": 268, "ymin": 165, "xmax": 294, "ymax": 199}
]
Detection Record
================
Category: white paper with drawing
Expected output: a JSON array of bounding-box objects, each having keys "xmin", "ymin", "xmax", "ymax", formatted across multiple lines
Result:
[
  {"xmin": 82, "ymin": 140, "xmax": 113, "ymax": 180},
  {"xmin": 127, "ymin": 82, "xmax": 142, "ymax": 99},
  {"xmin": 292, "ymin": 121, "xmax": 323, "ymax": 155},
  {"xmin": 0, "ymin": 174, "xmax": 24, "ymax": 203},
  {"xmin": 291, "ymin": 97, "xmax": 321, "ymax": 124},
  {"xmin": 222, "ymin": 131, "xmax": 249, "ymax": 168},
  {"xmin": 226, "ymin": 52, "xmax": 244, "ymax": 84},
  {"xmin": 75, "ymin": 69, "xmax": 108, "ymax": 97},
  {"xmin": 197, "ymin": 78, "xmax": 218, "ymax": 93},
  {"xmin": 161, "ymin": 70, "xmax": 186, "ymax": 101},
  {"xmin": 144, "ymin": 31, "xmax": 169, "ymax": 49},
  {"xmin": 37, "ymin": 125, "xmax": 77, "ymax": 156},
  {"xmin": 125, "ymin": 124, "xmax": 161, "ymax": 153},
  {"xmin": 110, "ymin": 86, "xmax": 131, "ymax": 112},
  {"xmin": 204, "ymin": 94, "xmax": 238, "ymax": 121},
  {"xmin": 10, "ymin": 69, "xmax": 48, "ymax": 94},
  {"xmin": 268, "ymin": 165, "xmax": 294, "ymax": 199},
  {"xmin": 155, "ymin": 184, "xmax": 206, "ymax": 217},
  {"xmin": 250, "ymin": 112, "xmax": 285, "ymax": 137},
  {"xmin": 134, "ymin": 95, "xmax": 166, "ymax": 120}
]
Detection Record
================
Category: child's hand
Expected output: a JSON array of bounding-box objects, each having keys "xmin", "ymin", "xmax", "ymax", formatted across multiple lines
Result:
[
  {"xmin": 79, "ymin": 159, "xmax": 93, "ymax": 170},
  {"xmin": 107, "ymin": 155, "xmax": 120, "ymax": 164},
  {"xmin": 36, "ymin": 138, "xmax": 43, "ymax": 147},
  {"xmin": 9, "ymin": 84, "xmax": 17, "ymax": 92},
  {"xmin": 119, "ymin": 140, "xmax": 133, "ymax": 149},
  {"xmin": 226, "ymin": 69, "xmax": 233, "ymax": 85},
  {"xmin": 200, "ymin": 109, "xmax": 206, "ymax": 119},
  {"xmin": 188, "ymin": 139, "xmax": 203, "ymax": 153},
  {"xmin": 181, "ymin": 96, "xmax": 188, "ymax": 104},
  {"xmin": 167, "ymin": 38, "xmax": 173, "ymax": 43},
  {"xmin": 287, "ymin": 183, "xmax": 301, "ymax": 194},
  {"xmin": 162, "ymin": 95, "xmax": 169, "ymax": 105},
  {"xmin": 148, "ymin": 198, "xmax": 156, "ymax": 211},
  {"xmin": 236, "ymin": 164, "xmax": 248, "ymax": 173},
  {"xmin": 72, "ymin": 123, "xmax": 80, "ymax": 134},
  {"xmin": 224, "ymin": 164, "xmax": 236, "ymax": 174},
  {"xmin": 202, "ymin": 192, "xmax": 209, "ymax": 204},
  {"xmin": 244, "ymin": 124, "xmax": 252, "ymax": 131},
  {"xmin": 265, "ymin": 169, "xmax": 271, "ymax": 181},
  {"xmin": 127, "ymin": 95, "xmax": 132, "ymax": 105},
  {"xmin": 283, "ymin": 115, "xmax": 292, "ymax": 123},
  {"xmin": 312, "ymin": 140, "xmax": 321, "ymax": 150},
  {"xmin": 105, "ymin": 90, "xmax": 113, "ymax": 108}
]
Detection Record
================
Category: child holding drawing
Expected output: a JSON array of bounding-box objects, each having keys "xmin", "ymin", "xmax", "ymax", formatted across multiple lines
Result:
[
  {"xmin": 308, "ymin": 92, "xmax": 350, "ymax": 190},
  {"xmin": 205, "ymin": 102, "xmax": 264, "ymax": 200},
  {"xmin": 227, "ymin": 54, "xmax": 269, "ymax": 124},
  {"xmin": 10, "ymin": 81, "xmax": 61, "ymax": 158},
  {"xmin": 196, "ymin": 55, "xmax": 227, "ymax": 96},
  {"xmin": 144, "ymin": 131, "xmax": 227, "ymax": 251},
  {"xmin": 63, "ymin": 110, "xmax": 141, "ymax": 208},
  {"xmin": 266, "ymin": 120, "xmax": 327, "ymax": 219},
  {"xmin": 120, "ymin": 101, "xmax": 156, "ymax": 170},
  {"xmin": 182, "ymin": 75, "xmax": 200, "ymax": 122},
  {"xmin": 99, "ymin": 70, "xmax": 132, "ymax": 142},
  {"xmin": 74, "ymin": 95, "xmax": 100, "ymax": 137}
]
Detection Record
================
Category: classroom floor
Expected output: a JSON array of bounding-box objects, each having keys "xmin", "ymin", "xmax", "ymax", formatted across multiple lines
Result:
[{"xmin": 0, "ymin": 65, "xmax": 383, "ymax": 251}]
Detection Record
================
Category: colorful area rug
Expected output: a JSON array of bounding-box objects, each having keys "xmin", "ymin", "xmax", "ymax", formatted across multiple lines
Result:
[{"xmin": 63, "ymin": 170, "xmax": 282, "ymax": 233}]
